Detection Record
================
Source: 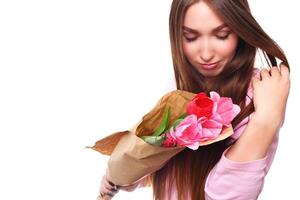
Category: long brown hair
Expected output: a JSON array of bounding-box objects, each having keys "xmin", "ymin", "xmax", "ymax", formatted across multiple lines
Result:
[{"xmin": 149, "ymin": 0, "xmax": 290, "ymax": 199}]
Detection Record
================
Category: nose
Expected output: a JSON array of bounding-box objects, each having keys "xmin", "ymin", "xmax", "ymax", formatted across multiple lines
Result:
[{"xmin": 200, "ymin": 39, "xmax": 214, "ymax": 62}]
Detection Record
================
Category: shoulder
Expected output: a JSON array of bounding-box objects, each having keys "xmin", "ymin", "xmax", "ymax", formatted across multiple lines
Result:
[
  {"xmin": 231, "ymin": 67, "xmax": 260, "ymax": 140},
  {"xmin": 246, "ymin": 67, "xmax": 261, "ymax": 98}
]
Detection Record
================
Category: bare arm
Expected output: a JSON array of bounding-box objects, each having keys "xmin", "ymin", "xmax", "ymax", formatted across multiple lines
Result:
[{"xmin": 226, "ymin": 64, "xmax": 290, "ymax": 162}]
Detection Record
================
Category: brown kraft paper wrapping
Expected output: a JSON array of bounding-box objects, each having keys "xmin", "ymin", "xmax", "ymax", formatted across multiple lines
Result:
[{"xmin": 86, "ymin": 90, "xmax": 234, "ymax": 186}]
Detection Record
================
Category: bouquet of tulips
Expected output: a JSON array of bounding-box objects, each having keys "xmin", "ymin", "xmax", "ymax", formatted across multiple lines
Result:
[
  {"xmin": 141, "ymin": 91, "xmax": 241, "ymax": 150},
  {"xmin": 86, "ymin": 90, "xmax": 240, "ymax": 187}
]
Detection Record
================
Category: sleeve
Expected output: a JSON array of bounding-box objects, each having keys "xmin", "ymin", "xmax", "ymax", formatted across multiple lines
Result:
[
  {"xmin": 204, "ymin": 119, "xmax": 280, "ymax": 200},
  {"xmin": 204, "ymin": 67, "xmax": 280, "ymax": 199}
]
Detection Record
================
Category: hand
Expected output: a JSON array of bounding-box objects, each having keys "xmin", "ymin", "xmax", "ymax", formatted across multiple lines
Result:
[
  {"xmin": 98, "ymin": 174, "xmax": 143, "ymax": 199},
  {"xmin": 251, "ymin": 63, "xmax": 290, "ymax": 128},
  {"xmin": 117, "ymin": 179, "xmax": 141, "ymax": 192},
  {"xmin": 99, "ymin": 174, "xmax": 119, "ymax": 199}
]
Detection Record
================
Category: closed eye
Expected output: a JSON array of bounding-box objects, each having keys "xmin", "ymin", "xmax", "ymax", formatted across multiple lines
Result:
[
  {"xmin": 184, "ymin": 37, "xmax": 197, "ymax": 42},
  {"xmin": 183, "ymin": 31, "xmax": 231, "ymax": 42},
  {"xmin": 216, "ymin": 34, "xmax": 230, "ymax": 40}
]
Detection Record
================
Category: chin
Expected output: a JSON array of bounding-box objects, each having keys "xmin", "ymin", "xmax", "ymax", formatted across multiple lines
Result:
[{"xmin": 198, "ymin": 68, "xmax": 224, "ymax": 78}]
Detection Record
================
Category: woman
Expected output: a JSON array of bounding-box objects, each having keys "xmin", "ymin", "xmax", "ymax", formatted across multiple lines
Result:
[{"xmin": 99, "ymin": 0, "xmax": 290, "ymax": 199}]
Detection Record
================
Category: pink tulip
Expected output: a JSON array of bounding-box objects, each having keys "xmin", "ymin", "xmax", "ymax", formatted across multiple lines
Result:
[
  {"xmin": 209, "ymin": 91, "xmax": 241, "ymax": 127},
  {"xmin": 198, "ymin": 116, "xmax": 223, "ymax": 142},
  {"xmin": 169, "ymin": 114, "xmax": 203, "ymax": 150}
]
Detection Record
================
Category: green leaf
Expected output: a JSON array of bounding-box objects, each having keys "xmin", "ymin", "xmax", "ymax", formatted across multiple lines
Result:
[
  {"xmin": 140, "ymin": 135, "xmax": 166, "ymax": 146},
  {"xmin": 165, "ymin": 118, "xmax": 183, "ymax": 133},
  {"xmin": 153, "ymin": 106, "xmax": 171, "ymax": 136},
  {"xmin": 173, "ymin": 118, "xmax": 184, "ymax": 127},
  {"xmin": 178, "ymin": 113, "xmax": 187, "ymax": 119},
  {"xmin": 165, "ymin": 113, "xmax": 187, "ymax": 133}
]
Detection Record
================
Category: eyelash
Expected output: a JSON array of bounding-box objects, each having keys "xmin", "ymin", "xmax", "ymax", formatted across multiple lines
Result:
[{"xmin": 184, "ymin": 34, "xmax": 230, "ymax": 42}]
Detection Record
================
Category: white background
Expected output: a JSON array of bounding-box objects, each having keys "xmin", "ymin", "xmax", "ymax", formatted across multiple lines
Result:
[{"xmin": 0, "ymin": 1, "xmax": 299, "ymax": 199}]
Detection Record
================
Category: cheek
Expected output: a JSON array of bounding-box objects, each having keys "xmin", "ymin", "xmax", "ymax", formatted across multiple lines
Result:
[
  {"xmin": 182, "ymin": 41, "xmax": 198, "ymax": 60},
  {"xmin": 216, "ymin": 38, "xmax": 238, "ymax": 58}
]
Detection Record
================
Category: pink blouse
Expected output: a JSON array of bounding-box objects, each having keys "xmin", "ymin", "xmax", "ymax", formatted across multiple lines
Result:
[{"xmin": 165, "ymin": 68, "xmax": 282, "ymax": 199}]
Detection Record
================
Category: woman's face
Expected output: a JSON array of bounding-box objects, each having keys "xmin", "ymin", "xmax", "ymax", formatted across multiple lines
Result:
[{"xmin": 182, "ymin": 1, "xmax": 239, "ymax": 79}]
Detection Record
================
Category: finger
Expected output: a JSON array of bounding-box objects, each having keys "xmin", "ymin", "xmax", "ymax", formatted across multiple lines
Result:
[
  {"xmin": 107, "ymin": 181, "xmax": 119, "ymax": 192},
  {"xmin": 251, "ymin": 75, "xmax": 260, "ymax": 86},
  {"xmin": 260, "ymin": 68, "xmax": 270, "ymax": 80},
  {"xmin": 252, "ymin": 74, "xmax": 260, "ymax": 82},
  {"xmin": 101, "ymin": 187, "xmax": 115, "ymax": 196},
  {"xmin": 105, "ymin": 179, "xmax": 118, "ymax": 190},
  {"xmin": 99, "ymin": 194, "xmax": 112, "ymax": 200},
  {"xmin": 99, "ymin": 182, "xmax": 118, "ymax": 196},
  {"xmin": 270, "ymin": 66, "xmax": 280, "ymax": 77},
  {"xmin": 102, "ymin": 175, "xmax": 117, "ymax": 191},
  {"xmin": 104, "ymin": 180, "xmax": 116, "ymax": 191},
  {"xmin": 101, "ymin": 189, "xmax": 118, "ymax": 199},
  {"xmin": 100, "ymin": 192, "xmax": 104, "ymax": 198},
  {"xmin": 108, "ymin": 191, "xmax": 117, "ymax": 197},
  {"xmin": 106, "ymin": 177, "xmax": 119, "ymax": 190},
  {"xmin": 279, "ymin": 62, "xmax": 290, "ymax": 79},
  {"xmin": 97, "ymin": 193, "xmax": 106, "ymax": 200},
  {"xmin": 103, "ymin": 191, "xmax": 116, "ymax": 199}
]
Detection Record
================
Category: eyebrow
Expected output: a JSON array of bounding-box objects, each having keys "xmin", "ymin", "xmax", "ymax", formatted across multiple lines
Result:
[{"xmin": 183, "ymin": 23, "xmax": 229, "ymax": 34}]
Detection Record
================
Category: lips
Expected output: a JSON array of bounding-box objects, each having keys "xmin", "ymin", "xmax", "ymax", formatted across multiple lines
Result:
[{"xmin": 199, "ymin": 61, "xmax": 220, "ymax": 70}]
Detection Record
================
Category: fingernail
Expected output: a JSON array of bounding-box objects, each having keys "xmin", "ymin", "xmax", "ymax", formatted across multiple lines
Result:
[{"xmin": 108, "ymin": 192, "xmax": 114, "ymax": 197}]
